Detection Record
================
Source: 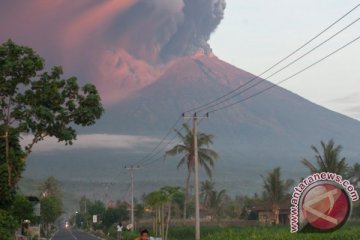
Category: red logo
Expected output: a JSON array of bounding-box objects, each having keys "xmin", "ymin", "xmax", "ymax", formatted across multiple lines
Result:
[{"xmin": 301, "ymin": 183, "xmax": 350, "ymax": 231}]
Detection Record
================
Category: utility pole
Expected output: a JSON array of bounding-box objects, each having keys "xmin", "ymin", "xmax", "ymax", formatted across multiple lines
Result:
[
  {"xmin": 125, "ymin": 165, "xmax": 140, "ymax": 231},
  {"xmin": 183, "ymin": 112, "xmax": 208, "ymax": 240}
]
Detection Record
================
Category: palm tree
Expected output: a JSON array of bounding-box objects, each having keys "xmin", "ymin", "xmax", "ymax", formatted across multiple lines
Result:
[
  {"xmin": 144, "ymin": 187, "xmax": 181, "ymax": 240},
  {"xmin": 262, "ymin": 167, "xmax": 293, "ymax": 224},
  {"xmin": 200, "ymin": 180, "xmax": 215, "ymax": 208},
  {"xmin": 302, "ymin": 139, "xmax": 348, "ymax": 175},
  {"xmin": 160, "ymin": 186, "xmax": 181, "ymax": 240},
  {"xmin": 208, "ymin": 189, "xmax": 227, "ymax": 220},
  {"xmin": 165, "ymin": 123, "xmax": 218, "ymax": 219},
  {"xmin": 144, "ymin": 190, "xmax": 167, "ymax": 238},
  {"xmin": 348, "ymin": 163, "xmax": 360, "ymax": 188}
]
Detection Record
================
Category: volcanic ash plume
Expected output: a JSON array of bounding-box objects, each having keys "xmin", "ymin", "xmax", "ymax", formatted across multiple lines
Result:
[
  {"xmin": 0, "ymin": 0, "xmax": 227, "ymax": 104},
  {"xmin": 105, "ymin": 0, "xmax": 227, "ymax": 62},
  {"xmin": 160, "ymin": 0, "xmax": 227, "ymax": 60}
]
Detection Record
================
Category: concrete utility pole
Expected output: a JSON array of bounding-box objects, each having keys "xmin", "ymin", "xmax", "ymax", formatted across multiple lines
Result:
[
  {"xmin": 183, "ymin": 112, "xmax": 208, "ymax": 240},
  {"xmin": 125, "ymin": 165, "xmax": 140, "ymax": 231}
]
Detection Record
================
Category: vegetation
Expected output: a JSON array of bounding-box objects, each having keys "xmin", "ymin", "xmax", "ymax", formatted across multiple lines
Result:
[
  {"xmin": 10, "ymin": 195, "xmax": 34, "ymax": 224},
  {"xmin": 40, "ymin": 196, "xmax": 62, "ymax": 236},
  {"xmin": 0, "ymin": 39, "xmax": 104, "ymax": 238},
  {"xmin": 0, "ymin": 209, "xmax": 18, "ymax": 240},
  {"xmin": 72, "ymin": 196, "xmax": 129, "ymax": 235},
  {"xmin": 199, "ymin": 224, "xmax": 360, "ymax": 240},
  {"xmin": 262, "ymin": 167, "xmax": 293, "ymax": 224},
  {"xmin": 302, "ymin": 139, "xmax": 348, "ymax": 175},
  {"xmin": 200, "ymin": 180, "xmax": 227, "ymax": 220},
  {"xmin": 143, "ymin": 186, "xmax": 182, "ymax": 240},
  {"xmin": 165, "ymin": 123, "xmax": 218, "ymax": 219},
  {"xmin": 39, "ymin": 176, "xmax": 62, "ymax": 199}
]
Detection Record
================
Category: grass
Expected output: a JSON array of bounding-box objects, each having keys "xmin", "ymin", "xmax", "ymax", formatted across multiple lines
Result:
[
  {"xmin": 200, "ymin": 224, "xmax": 360, "ymax": 240},
  {"xmin": 103, "ymin": 222, "xmax": 360, "ymax": 240}
]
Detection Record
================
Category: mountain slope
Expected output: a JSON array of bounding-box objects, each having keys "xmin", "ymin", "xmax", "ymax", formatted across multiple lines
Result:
[
  {"xmin": 95, "ymin": 54, "xmax": 360, "ymax": 152},
  {"xmin": 24, "ymin": 54, "xmax": 360, "ymax": 202}
]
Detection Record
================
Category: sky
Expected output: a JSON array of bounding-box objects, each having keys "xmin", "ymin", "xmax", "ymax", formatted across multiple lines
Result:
[
  {"xmin": 0, "ymin": 0, "xmax": 359, "ymax": 120},
  {"xmin": 210, "ymin": 0, "xmax": 360, "ymax": 120}
]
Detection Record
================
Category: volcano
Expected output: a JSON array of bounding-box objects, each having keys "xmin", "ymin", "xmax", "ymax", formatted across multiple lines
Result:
[
  {"xmin": 95, "ymin": 53, "xmax": 360, "ymax": 151},
  {"xmin": 24, "ymin": 51, "xmax": 360, "ymax": 208},
  {"xmin": 15, "ymin": 0, "xmax": 360, "ymax": 208}
]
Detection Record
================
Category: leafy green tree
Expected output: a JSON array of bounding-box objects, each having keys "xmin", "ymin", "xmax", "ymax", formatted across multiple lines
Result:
[
  {"xmin": 10, "ymin": 195, "xmax": 34, "ymax": 224},
  {"xmin": 39, "ymin": 176, "xmax": 62, "ymax": 199},
  {"xmin": 165, "ymin": 123, "xmax": 218, "ymax": 219},
  {"xmin": 40, "ymin": 196, "xmax": 62, "ymax": 236},
  {"xmin": 347, "ymin": 163, "xmax": 360, "ymax": 187},
  {"xmin": 0, "ymin": 39, "xmax": 104, "ymax": 209},
  {"xmin": 0, "ymin": 209, "xmax": 18, "ymax": 240},
  {"xmin": 262, "ymin": 167, "xmax": 293, "ymax": 224},
  {"xmin": 302, "ymin": 139, "xmax": 348, "ymax": 175},
  {"xmin": 103, "ymin": 205, "xmax": 128, "ymax": 230},
  {"xmin": 0, "ymin": 127, "xmax": 25, "ymax": 208},
  {"xmin": 88, "ymin": 200, "xmax": 106, "ymax": 220}
]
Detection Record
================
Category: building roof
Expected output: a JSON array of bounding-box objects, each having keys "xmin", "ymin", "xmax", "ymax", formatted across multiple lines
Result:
[{"xmin": 27, "ymin": 196, "xmax": 40, "ymax": 202}]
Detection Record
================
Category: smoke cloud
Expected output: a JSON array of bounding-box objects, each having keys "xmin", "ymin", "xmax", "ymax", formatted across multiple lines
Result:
[
  {"xmin": 161, "ymin": 0, "xmax": 226, "ymax": 60},
  {"xmin": 0, "ymin": 0, "xmax": 227, "ymax": 104}
]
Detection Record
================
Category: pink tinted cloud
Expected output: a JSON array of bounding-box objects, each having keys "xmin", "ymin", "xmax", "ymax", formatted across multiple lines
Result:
[
  {"xmin": 0, "ymin": 0, "xmax": 184, "ymax": 105},
  {"xmin": 62, "ymin": 0, "xmax": 136, "ymax": 56}
]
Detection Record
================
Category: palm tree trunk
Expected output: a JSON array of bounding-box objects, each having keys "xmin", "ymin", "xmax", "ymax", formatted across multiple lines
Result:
[
  {"xmin": 183, "ymin": 170, "xmax": 191, "ymax": 220},
  {"xmin": 165, "ymin": 202, "xmax": 172, "ymax": 240},
  {"xmin": 156, "ymin": 211, "xmax": 158, "ymax": 237},
  {"xmin": 161, "ymin": 204, "xmax": 165, "ymax": 239},
  {"xmin": 272, "ymin": 203, "xmax": 280, "ymax": 225},
  {"xmin": 4, "ymin": 127, "xmax": 11, "ymax": 186}
]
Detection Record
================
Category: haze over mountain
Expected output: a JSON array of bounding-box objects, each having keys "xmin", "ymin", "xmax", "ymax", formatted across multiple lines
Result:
[{"xmin": 3, "ymin": 0, "xmax": 358, "ymax": 209}]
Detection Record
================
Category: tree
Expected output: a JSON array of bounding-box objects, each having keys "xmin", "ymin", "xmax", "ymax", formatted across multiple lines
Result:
[
  {"xmin": 165, "ymin": 123, "xmax": 218, "ymax": 219},
  {"xmin": 10, "ymin": 195, "xmax": 34, "ymax": 224},
  {"xmin": 200, "ymin": 180, "xmax": 215, "ymax": 208},
  {"xmin": 0, "ymin": 209, "xmax": 18, "ymax": 240},
  {"xmin": 302, "ymin": 139, "xmax": 348, "ymax": 175},
  {"xmin": 79, "ymin": 195, "xmax": 91, "ymax": 214},
  {"xmin": 102, "ymin": 205, "xmax": 128, "ymax": 230},
  {"xmin": 0, "ymin": 127, "xmax": 25, "ymax": 208},
  {"xmin": 207, "ymin": 189, "xmax": 227, "ymax": 220},
  {"xmin": 39, "ymin": 176, "xmax": 62, "ymax": 199},
  {"xmin": 200, "ymin": 181, "xmax": 226, "ymax": 220},
  {"xmin": 0, "ymin": 39, "xmax": 104, "ymax": 208},
  {"xmin": 144, "ymin": 190, "xmax": 168, "ymax": 238},
  {"xmin": 262, "ymin": 167, "xmax": 293, "ymax": 224},
  {"xmin": 40, "ymin": 196, "xmax": 62, "ymax": 237},
  {"xmin": 88, "ymin": 200, "xmax": 106, "ymax": 226},
  {"xmin": 347, "ymin": 163, "xmax": 360, "ymax": 187},
  {"xmin": 160, "ymin": 186, "xmax": 181, "ymax": 240}
]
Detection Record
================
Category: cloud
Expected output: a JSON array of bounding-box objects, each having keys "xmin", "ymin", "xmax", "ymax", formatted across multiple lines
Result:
[
  {"xmin": 327, "ymin": 92, "xmax": 360, "ymax": 120},
  {"xmin": 20, "ymin": 134, "xmax": 159, "ymax": 152},
  {"xmin": 329, "ymin": 93, "xmax": 360, "ymax": 104},
  {"xmin": 0, "ymin": 0, "xmax": 226, "ymax": 105}
]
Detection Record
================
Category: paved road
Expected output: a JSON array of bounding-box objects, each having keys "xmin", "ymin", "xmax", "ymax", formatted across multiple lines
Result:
[{"xmin": 52, "ymin": 229, "xmax": 100, "ymax": 240}]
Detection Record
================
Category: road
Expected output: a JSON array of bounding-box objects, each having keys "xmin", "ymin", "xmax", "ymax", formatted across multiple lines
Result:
[{"xmin": 51, "ymin": 229, "xmax": 101, "ymax": 240}]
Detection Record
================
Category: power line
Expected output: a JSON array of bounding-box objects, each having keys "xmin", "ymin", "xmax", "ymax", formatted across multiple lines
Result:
[
  {"xmin": 139, "ymin": 118, "xmax": 191, "ymax": 167},
  {"xmin": 183, "ymin": 2, "xmax": 360, "ymax": 114},
  {"xmin": 141, "ymin": 117, "xmax": 206, "ymax": 167},
  {"xmin": 195, "ymin": 16, "xmax": 360, "ymax": 113},
  {"xmin": 208, "ymin": 34, "xmax": 360, "ymax": 113},
  {"xmin": 132, "ymin": 115, "xmax": 182, "ymax": 166},
  {"xmin": 115, "ymin": 3, "xmax": 360, "ymax": 175}
]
